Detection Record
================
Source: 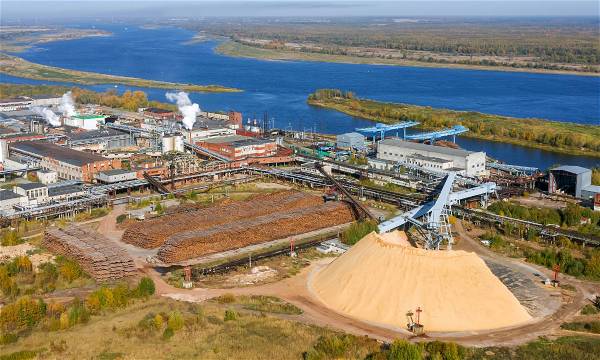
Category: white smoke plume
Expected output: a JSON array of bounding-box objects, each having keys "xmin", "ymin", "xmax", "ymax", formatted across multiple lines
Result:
[
  {"xmin": 32, "ymin": 106, "xmax": 61, "ymax": 127},
  {"xmin": 165, "ymin": 91, "xmax": 200, "ymax": 130},
  {"xmin": 58, "ymin": 91, "xmax": 76, "ymax": 117}
]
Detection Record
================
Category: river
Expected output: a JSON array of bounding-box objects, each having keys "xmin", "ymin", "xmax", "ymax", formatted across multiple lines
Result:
[{"xmin": 3, "ymin": 24, "xmax": 600, "ymax": 169}]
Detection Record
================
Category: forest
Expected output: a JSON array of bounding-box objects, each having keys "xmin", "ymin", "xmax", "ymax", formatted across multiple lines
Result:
[
  {"xmin": 192, "ymin": 17, "xmax": 600, "ymax": 73},
  {"xmin": 307, "ymin": 89, "xmax": 600, "ymax": 158},
  {"xmin": 0, "ymin": 84, "xmax": 177, "ymax": 112}
]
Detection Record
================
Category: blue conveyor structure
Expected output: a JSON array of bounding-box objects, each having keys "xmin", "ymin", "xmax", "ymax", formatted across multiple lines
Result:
[
  {"xmin": 404, "ymin": 125, "xmax": 468, "ymax": 143},
  {"xmin": 355, "ymin": 121, "xmax": 419, "ymax": 141}
]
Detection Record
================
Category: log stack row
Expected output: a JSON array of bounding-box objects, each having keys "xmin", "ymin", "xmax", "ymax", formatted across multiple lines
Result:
[
  {"xmin": 122, "ymin": 191, "xmax": 323, "ymax": 249},
  {"xmin": 157, "ymin": 201, "xmax": 355, "ymax": 263},
  {"xmin": 43, "ymin": 225, "xmax": 138, "ymax": 281}
]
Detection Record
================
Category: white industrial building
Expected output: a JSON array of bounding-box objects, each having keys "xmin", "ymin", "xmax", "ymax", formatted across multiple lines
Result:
[
  {"xmin": 0, "ymin": 190, "xmax": 26, "ymax": 214},
  {"xmin": 96, "ymin": 169, "xmax": 138, "ymax": 184},
  {"xmin": 37, "ymin": 169, "xmax": 58, "ymax": 185},
  {"xmin": 13, "ymin": 182, "xmax": 49, "ymax": 204},
  {"xmin": 336, "ymin": 132, "xmax": 366, "ymax": 151},
  {"xmin": 376, "ymin": 139, "xmax": 487, "ymax": 177},
  {"xmin": 161, "ymin": 133, "xmax": 185, "ymax": 153}
]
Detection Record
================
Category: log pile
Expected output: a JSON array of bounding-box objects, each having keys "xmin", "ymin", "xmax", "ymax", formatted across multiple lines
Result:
[
  {"xmin": 122, "ymin": 191, "xmax": 323, "ymax": 249},
  {"xmin": 43, "ymin": 225, "xmax": 137, "ymax": 281},
  {"xmin": 157, "ymin": 201, "xmax": 355, "ymax": 263}
]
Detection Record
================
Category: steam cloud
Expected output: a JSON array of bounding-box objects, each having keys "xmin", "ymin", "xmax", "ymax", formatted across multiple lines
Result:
[
  {"xmin": 165, "ymin": 91, "xmax": 200, "ymax": 130},
  {"xmin": 32, "ymin": 107, "xmax": 61, "ymax": 127},
  {"xmin": 58, "ymin": 91, "xmax": 76, "ymax": 117}
]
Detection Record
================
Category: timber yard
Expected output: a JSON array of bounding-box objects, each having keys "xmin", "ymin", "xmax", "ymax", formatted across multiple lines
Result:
[{"xmin": 0, "ymin": 91, "xmax": 599, "ymax": 352}]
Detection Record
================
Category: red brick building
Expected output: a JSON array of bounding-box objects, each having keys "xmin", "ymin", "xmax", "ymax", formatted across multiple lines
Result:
[
  {"xmin": 197, "ymin": 135, "xmax": 277, "ymax": 161},
  {"xmin": 10, "ymin": 141, "xmax": 121, "ymax": 183}
]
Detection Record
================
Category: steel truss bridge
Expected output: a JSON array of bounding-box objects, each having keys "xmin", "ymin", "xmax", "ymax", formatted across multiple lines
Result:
[
  {"xmin": 356, "ymin": 121, "xmax": 419, "ymax": 140},
  {"xmin": 404, "ymin": 125, "xmax": 469, "ymax": 143}
]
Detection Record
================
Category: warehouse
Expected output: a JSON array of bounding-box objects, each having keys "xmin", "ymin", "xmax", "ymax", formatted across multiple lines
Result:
[
  {"xmin": 64, "ymin": 115, "xmax": 107, "ymax": 130},
  {"xmin": 13, "ymin": 182, "xmax": 49, "ymax": 203},
  {"xmin": 197, "ymin": 135, "xmax": 277, "ymax": 161},
  {"xmin": 549, "ymin": 165, "xmax": 600, "ymax": 200},
  {"xmin": 377, "ymin": 139, "xmax": 486, "ymax": 177},
  {"xmin": 0, "ymin": 190, "xmax": 25, "ymax": 214},
  {"xmin": 67, "ymin": 128, "xmax": 133, "ymax": 152},
  {"xmin": 336, "ymin": 132, "xmax": 366, "ymax": 150},
  {"xmin": 29, "ymin": 95, "xmax": 62, "ymax": 107},
  {"xmin": 182, "ymin": 117, "xmax": 236, "ymax": 142},
  {"xmin": 96, "ymin": 169, "xmax": 138, "ymax": 184},
  {"xmin": 142, "ymin": 107, "xmax": 176, "ymax": 120},
  {"xmin": 10, "ymin": 141, "xmax": 121, "ymax": 182},
  {"xmin": 0, "ymin": 98, "xmax": 32, "ymax": 112}
]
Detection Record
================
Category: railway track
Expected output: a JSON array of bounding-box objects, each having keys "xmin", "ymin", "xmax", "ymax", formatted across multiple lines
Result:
[{"xmin": 191, "ymin": 237, "xmax": 328, "ymax": 279}]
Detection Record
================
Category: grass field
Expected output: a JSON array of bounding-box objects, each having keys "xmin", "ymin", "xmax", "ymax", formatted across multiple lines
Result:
[
  {"xmin": 0, "ymin": 54, "xmax": 240, "ymax": 93},
  {"xmin": 0, "ymin": 298, "xmax": 338, "ymax": 359}
]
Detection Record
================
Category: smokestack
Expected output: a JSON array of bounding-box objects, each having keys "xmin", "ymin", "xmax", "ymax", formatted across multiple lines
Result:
[
  {"xmin": 165, "ymin": 91, "xmax": 200, "ymax": 130},
  {"xmin": 31, "ymin": 106, "xmax": 60, "ymax": 127},
  {"xmin": 59, "ymin": 91, "xmax": 76, "ymax": 117}
]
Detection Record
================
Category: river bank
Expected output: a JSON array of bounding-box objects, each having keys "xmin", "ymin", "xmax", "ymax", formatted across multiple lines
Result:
[
  {"xmin": 307, "ymin": 89, "xmax": 600, "ymax": 158},
  {"xmin": 216, "ymin": 40, "xmax": 600, "ymax": 78},
  {"xmin": 0, "ymin": 53, "xmax": 240, "ymax": 93}
]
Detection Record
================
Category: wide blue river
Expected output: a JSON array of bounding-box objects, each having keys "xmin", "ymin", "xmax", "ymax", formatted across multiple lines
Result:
[{"xmin": 3, "ymin": 25, "xmax": 600, "ymax": 169}]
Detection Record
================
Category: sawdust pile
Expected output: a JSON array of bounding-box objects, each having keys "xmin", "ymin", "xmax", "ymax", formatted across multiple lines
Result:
[
  {"xmin": 157, "ymin": 201, "xmax": 355, "ymax": 263},
  {"xmin": 311, "ymin": 231, "xmax": 532, "ymax": 332},
  {"xmin": 122, "ymin": 191, "xmax": 322, "ymax": 249}
]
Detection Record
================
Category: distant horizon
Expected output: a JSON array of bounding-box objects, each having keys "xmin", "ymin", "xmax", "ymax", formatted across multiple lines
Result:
[{"xmin": 3, "ymin": 1, "xmax": 599, "ymax": 23}]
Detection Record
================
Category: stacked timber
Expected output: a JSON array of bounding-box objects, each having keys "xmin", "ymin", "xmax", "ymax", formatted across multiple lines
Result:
[
  {"xmin": 157, "ymin": 201, "xmax": 355, "ymax": 263},
  {"xmin": 43, "ymin": 225, "xmax": 137, "ymax": 281},
  {"xmin": 122, "ymin": 191, "xmax": 323, "ymax": 249}
]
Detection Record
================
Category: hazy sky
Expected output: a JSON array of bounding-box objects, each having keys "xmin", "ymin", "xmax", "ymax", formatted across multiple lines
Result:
[{"xmin": 3, "ymin": 1, "xmax": 599, "ymax": 22}]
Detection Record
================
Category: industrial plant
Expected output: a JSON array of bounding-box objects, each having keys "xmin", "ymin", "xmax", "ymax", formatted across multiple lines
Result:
[{"xmin": 0, "ymin": 89, "xmax": 599, "ymax": 352}]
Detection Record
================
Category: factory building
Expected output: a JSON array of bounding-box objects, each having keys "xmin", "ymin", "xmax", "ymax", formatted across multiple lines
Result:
[
  {"xmin": 96, "ymin": 169, "xmax": 138, "ymax": 184},
  {"xmin": 336, "ymin": 132, "xmax": 366, "ymax": 151},
  {"xmin": 549, "ymin": 165, "xmax": 600, "ymax": 200},
  {"xmin": 0, "ymin": 98, "xmax": 32, "ymax": 112},
  {"xmin": 66, "ymin": 128, "xmax": 133, "ymax": 152},
  {"xmin": 183, "ymin": 117, "xmax": 236, "ymax": 142},
  {"xmin": 10, "ymin": 141, "xmax": 121, "ymax": 183},
  {"xmin": 37, "ymin": 169, "xmax": 58, "ymax": 185},
  {"xmin": 29, "ymin": 95, "xmax": 62, "ymax": 107},
  {"xmin": 142, "ymin": 107, "xmax": 176, "ymax": 120},
  {"xmin": 63, "ymin": 115, "xmax": 107, "ymax": 130},
  {"xmin": 376, "ymin": 139, "xmax": 486, "ymax": 177},
  {"xmin": 13, "ymin": 182, "xmax": 49, "ymax": 204},
  {"xmin": 161, "ymin": 133, "xmax": 185, "ymax": 153},
  {"xmin": 197, "ymin": 135, "xmax": 277, "ymax": 161},
  {"xmin": 0, "ymin": 190, "xmax": 26, "ymax": 215}
]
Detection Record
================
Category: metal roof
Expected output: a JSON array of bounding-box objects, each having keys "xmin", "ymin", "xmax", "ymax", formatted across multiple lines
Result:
[
  {"xmin": 11, "ymin": 141, "xmax": 108, "ymax": 166},
  {"xmin": 378, "ymin": 138, "xmax": 475, "ymax": 157},
  {"xmin": 0, "ymin": 190, "xmax": 23, "ymax": 201},
  {"xmin": 15, "ymin": 182, "xmax": 47, "ymax": 190},
  {"xmin": 67, "ymin": 128, "xmax": 129, "ymax": 141},
  {"xmin": 550, "ymin": 165, "xmax": 591, "ymax": 175},
  {"xmin": 98, "ymin": 169, "xmax": 136, "ymax": 176}
]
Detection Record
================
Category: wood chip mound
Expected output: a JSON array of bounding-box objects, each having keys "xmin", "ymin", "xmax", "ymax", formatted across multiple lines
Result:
[
  {"xmin": 43, "ymin": 225, "xmax": 138, "ymax": 282},
  {"xmin": 157, "ymin": 201, "xmax": 355, "ymax": 263},
  {"xmin": 311, "ymin": 231, "xmax": 533, "ymax": 332},
  {"xmin": 122, "ymin": 191, "xmax": 323, "ymax": 249}
]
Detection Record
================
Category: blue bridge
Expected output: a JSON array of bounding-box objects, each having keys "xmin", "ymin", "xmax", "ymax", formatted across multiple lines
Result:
[
  {"xmin": 355, "ymin": 121, "xmax": 419, "ymax": 140},
  {"xmin": 404, "ymin": 125, "xmax": 469, "ymax": 143}
]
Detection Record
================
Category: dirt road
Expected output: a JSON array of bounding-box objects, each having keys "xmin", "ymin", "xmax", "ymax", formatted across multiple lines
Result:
[{"xmin": 134, "ymin": 217, "xmax": 599, "ymax": 346}]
